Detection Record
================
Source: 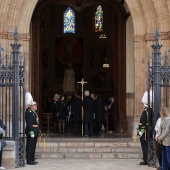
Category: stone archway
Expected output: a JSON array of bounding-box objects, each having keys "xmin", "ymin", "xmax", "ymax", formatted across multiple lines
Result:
[
  {"xmin": 31, "ymin": 0, "xmax": 129, "ymax": 133},
  {"xmin": 0, "ymin": 0, "xmax": 169, "ymax": 135}
]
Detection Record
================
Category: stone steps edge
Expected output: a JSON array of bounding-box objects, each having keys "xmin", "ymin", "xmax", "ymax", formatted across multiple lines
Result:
[{"xmin": 35, "ymin": 152, "xmax": 141, "ymax": 159}]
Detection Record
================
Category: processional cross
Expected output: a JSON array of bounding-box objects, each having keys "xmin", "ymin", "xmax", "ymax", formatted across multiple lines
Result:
[{"xmin": 77, "ymin": 78, "xmax": 88, "ymax": 137}]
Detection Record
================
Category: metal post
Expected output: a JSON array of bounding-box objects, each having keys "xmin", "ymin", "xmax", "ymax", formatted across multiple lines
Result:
[
  {"xmin": 10, "ymin": 26, "xmax": 22, "ymax": 168},
  {"xmin": 151, "ymin": 28, "xmax": 162, "ymax": 167},
  {"xmin": 77, "ymin": 78, "xmax": 87, "ymax": 137}
]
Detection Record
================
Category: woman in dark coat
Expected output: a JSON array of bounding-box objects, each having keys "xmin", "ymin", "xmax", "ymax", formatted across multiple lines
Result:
[
  {"xmin": 51, "ymin": 94, "xmax": 60, "ymax": 132},
  {"xmin": 95, "ymin": 94, "xmax": 105, "ymax": 135},
  {"xmin": 58, "ymin": 95, "xmax": 69, "ymax": 134},
  {"xmin": 83, "ymin": 90, "xmax": 95, "ymax": 137},
  {"xmin": 71, "ymin": 93, "xmax": 82, "ymax": 135}
]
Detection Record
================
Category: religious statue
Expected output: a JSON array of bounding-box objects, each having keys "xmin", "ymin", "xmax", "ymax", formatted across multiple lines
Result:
[{"xmin": 63, "ymin": 63, "xmax": 75, "ymax": 93}]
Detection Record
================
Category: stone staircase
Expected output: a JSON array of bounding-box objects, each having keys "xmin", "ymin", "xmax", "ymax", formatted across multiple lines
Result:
[{"xmin": 35, "ymin": 137, "xmax": 142, "ymax": 159}]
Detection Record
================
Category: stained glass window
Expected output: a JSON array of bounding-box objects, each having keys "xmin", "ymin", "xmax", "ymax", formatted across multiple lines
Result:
[
  {"xmin": 95, "ymin": 5, "xmax": 103, "ymax": 32},
  {"xmin": 64, "ymin": 7, "xmax": 75, "ymax": 34}
]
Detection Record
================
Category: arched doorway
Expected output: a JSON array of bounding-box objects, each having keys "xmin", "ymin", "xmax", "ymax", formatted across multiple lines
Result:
[{"xmin": 31, "ymin": 0, "xmax": 129, "ymax": 134}]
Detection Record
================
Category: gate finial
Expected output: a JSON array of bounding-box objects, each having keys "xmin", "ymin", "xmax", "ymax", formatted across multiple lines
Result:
[
  {"xmin": 153, "ymin": 28, "xmax": 160, "ymax": 43},
  {"xmin": 164, "ymin": 51, "xmax": 168, "ymax": 65},
  {"xmin": 0, "ymin": 43, "xmax": 4, "ymax": 62},
  {"xmin": 13, "ymin": 25, "xmax": 19, "ymax": 43},
  {"xmin": 0, "ymin": 43, "xmax": 4, "ymax": 52}
]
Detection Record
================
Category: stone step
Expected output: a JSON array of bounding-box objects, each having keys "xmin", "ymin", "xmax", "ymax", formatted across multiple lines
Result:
[
  {"xmin": 35, "ymin": 138, "xmax": 141, "ymax": 159},
  {"xmin": 36, "ymin": 146, "xmax": 140, "ymax": 153},
  {"xmin": 36, "ymin": 152, "xmax": 141, "ymax": 159},
  {"xmin": 37, "ymin": 141, "xmax": 131, "ymax": 147}
]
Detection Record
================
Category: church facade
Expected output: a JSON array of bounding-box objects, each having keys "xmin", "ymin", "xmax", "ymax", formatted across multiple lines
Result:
[{"xmin": 0, "ymin": 0, "xmax": 169, "ymax": 136}]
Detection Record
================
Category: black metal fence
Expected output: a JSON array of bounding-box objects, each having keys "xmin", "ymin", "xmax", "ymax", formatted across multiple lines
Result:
[
  {"xmin": 0, "ymin": 27, "xmax": 25, "ymax": 168},
  {"xmin": 147, "ymin": 28, "xmax": 170, "ymax": 167}
]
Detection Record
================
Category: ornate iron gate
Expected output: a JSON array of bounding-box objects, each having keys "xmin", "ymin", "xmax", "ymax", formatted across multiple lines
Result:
[
  {"xmin": 147, "ymin": 28, "xmax": 170, "ymax": 166},
  {"xmin": 0, "ymin": 27, "xmax": 25, "ymax": 168}
]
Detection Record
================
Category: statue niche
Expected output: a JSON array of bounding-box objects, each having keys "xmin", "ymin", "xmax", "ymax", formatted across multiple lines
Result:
[{"xmin": 63, "ymin": 63, "xmax": 75, "ymax": 93}]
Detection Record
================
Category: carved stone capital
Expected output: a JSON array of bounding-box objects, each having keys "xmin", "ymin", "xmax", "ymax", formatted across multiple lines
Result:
[
  {"xmin": 134, "ymin": 31, "xmax": 170, "ymax": 42},
  {"xmin": 0, "ymin": 32, "xmax": 30, "ymax": 41},
  {"xmin": 133, "ymin": 34, "xmax": 145, "ymax": 42},
  {"xmin": 0, "ymin": 32, "xmax": 8, "ymax": 39},
  {"xmin": 145, "ymin": 33, "xmax": 154, "ymax": 41},
  {"xmin": 22, "ymin": 33, "xmax": 30, "ymax": 41}
]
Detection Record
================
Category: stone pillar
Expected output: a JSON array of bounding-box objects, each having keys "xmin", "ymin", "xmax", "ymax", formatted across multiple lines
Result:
[{"xmin": 133, "ymin": 34, "xmax": 147, "ymax": 136}]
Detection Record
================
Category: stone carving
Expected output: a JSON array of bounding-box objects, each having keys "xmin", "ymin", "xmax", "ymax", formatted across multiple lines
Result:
[
  {"xmin": 0, "ymin": 32, "xmax": 30, "ymax": 41},
  {"xmin": 134, "ymin": 31, "xmax": 170, "ymax": 42}
]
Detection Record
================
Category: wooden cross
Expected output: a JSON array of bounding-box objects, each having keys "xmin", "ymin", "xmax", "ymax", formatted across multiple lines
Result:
[{"xmin": 77, "ymin": 78, "xmax": 88, "ymax": 137}]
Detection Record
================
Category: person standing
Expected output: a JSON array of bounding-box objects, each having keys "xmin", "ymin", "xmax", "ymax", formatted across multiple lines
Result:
[
  {"xmin": 108, "ymin": 97, "xmax": 114, "ymax": 133},
  {"xmin": 25, "ymin": 92, "xmax": 39, "ymax": 165},
  {"xmin": 71, "ymin": 93, "xmax": 82, "ymax": 136},
  {"xmin": 157, "ymin": 107, "xmax": 170, "ymax": 170},
  {"xmin": 51, "ymin": 94, "xmax": 60, "ymax": 132},
  {"xmin": 44, "ymin": 96, "xmax": 52, "ymax": 112},
  {"xmin": 95, "ymin": 94, "xmax": 105, "ymax": 136},
  {"xmin": 155, "ymin": 117, "xmax": 162, "ymax": 170},
  {"xmin": 138, "ymin": 90, "xmax": 153, "ymax": 165},
  {"xmin": 83, "ymin": 90, "xmax": 95, "ymax": 137},
  {"xmin": 58, "ymin": 95, "xmax": 69, "ymax": 134}
]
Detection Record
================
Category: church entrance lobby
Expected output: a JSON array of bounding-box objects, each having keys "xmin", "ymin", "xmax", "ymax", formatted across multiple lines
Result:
[{"xmin": 31, "ymin": 0, "xmax": 129, "ymax": 136}]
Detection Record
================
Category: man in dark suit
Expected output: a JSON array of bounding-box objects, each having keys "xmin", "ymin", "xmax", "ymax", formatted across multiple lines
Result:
[
  {"xmin": 83, "ymin": 90, "xmax": 95, "ymax": 137},
  {"xmin": 71, "ymin": 93, "xmax": 82, "ymax": 136},
  {"xmin": 25, "ymin": 98, "xmax": 39, "ymax": 165}
]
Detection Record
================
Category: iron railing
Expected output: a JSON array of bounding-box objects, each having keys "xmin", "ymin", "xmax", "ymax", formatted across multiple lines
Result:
[
  {"xmin": 148, "ymin": 28, "xmax": 170, "ymax": 167},
  {"xmin": 0, "ymin": 27, "xmax": 25, "ymax": 168}
]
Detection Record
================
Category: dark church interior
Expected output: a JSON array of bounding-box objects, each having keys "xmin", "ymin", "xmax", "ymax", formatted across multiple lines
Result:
[{"xmin": 31, "ymin": 0, "xmax": 129, "ymax": 135}]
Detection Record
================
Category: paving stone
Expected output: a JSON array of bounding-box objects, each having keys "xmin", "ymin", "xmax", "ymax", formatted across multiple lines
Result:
[
  {"xmin": 57, "ymin": 147, "xmax": 77, "ymax": 153},
  {"xmin": 9, "ymin": 159, "xmax": 156, "ymax": 170},
  {"xmin": 36, "ymin": 153, "xmax": 64, "ymax": 159},
  {"xmin": 65, "ymin": 153, "xmax": 88, "ymax": 159},
  {"xmin": 101, "ymin": 153, "xmax": 141, "ymax": 159}
]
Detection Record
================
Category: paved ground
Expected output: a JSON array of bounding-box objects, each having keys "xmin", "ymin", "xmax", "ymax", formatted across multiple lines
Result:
[{"xmin": 9, "ymin": 159, "xmax": 157, "ymax": 170}]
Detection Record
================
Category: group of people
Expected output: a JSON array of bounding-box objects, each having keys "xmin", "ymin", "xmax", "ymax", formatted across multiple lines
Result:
[
  {"xmin": 138, "ymin": 91, "xmax": 170, "ymax": 170},
  {"xmin": 24, "ymin": 91, "xmax": 114, "ymax": 165},
  {"xmin": 24, "ymin": 89, "xmax": 170, "ymax": 169},
  {"xmin": 45, "ymin": 90, "xmax": 114, "ymax": 137}
]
